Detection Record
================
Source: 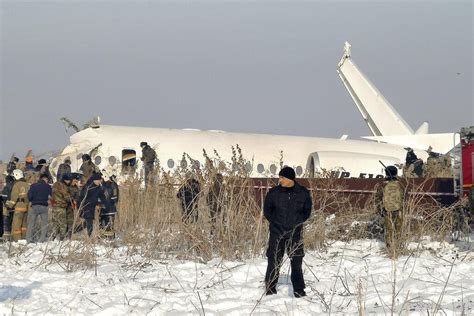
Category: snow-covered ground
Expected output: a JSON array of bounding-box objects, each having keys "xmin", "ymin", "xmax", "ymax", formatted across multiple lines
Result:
[{"xmin": 0, "ymin": 237, "xmax": 472, "ymax": 315}]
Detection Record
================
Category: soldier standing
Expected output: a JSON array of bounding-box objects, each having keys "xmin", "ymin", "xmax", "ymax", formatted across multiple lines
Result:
[
  {"xmin": 6, "ymin": 169, "xmax": 31, "ymax": 241},
  {"xmin": 140, "ymin": 142, "xmax": 157, "ymax": 187},
  {"xmin": 67, "ymin": 173, "xmax": 82, "ymax": 236},
  {"xmin": 80, "ymin": 154, "xmax": 96, "ymax": 183},
  {"xmin": 375, "ymin": 166, "xmax": 405, "ymax": 255},
  {"xmin": 57, "ymin": 158, "xmax": 72, "ymax": 182},
  {"xmin": 51, "ymin": 173, "xmax": 72, "ymax": 240}
]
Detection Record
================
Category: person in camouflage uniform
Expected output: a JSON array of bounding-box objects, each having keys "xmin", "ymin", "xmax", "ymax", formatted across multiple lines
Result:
[
  {"xmin": 6, "ymin": 169, "xmax": 31, "ymax": 241},
  {"xmin": 56, "ymin": 158, "xmax": 72, "ymax": 183},
  {"xmin": 51, "ymin": 173, "xmax": 72, "ymax": 240},
  {"xmin": 375, "ymin": 165, "xmax": 405, "ymax": 254},
  {"xmin": 66, "ymin": 173, "xmax": 82, "ymax": 236},
  {"xmin": 80, "ymin": 154, "xmax": 96, "ymax": 183},
  {"xmin": 424, "ymin": 149, "xmax": 442, "ymax": 178}
]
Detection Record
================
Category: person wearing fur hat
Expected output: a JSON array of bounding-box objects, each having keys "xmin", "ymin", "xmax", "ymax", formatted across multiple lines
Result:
[
  {"xmin": 263, "ymin": 166, "xmax": 312, "ymax": 298},
  {"xmin": 77, "ymin": 172, "xmax": 106, "ymax": 236}
]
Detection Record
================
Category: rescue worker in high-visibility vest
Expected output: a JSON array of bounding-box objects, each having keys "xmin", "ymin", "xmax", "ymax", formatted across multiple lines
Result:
[{"xmin": 6, "ymin": 169, "xmax": 31, "ymax": 241}]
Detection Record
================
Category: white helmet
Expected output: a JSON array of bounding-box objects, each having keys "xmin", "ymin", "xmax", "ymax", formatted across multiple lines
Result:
[{"xmin": 12, "ymin": 169, "xmax": 24, "ymax": 180}]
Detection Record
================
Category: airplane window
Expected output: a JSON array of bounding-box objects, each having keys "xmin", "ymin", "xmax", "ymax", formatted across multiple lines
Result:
[
  {"xmin": 108, "ymin": 156, "xmax": 117, "ymax": 166},
  {"xmin": 77, "ymin": 153, "xmax": 83, "ymax": 160},
  {"xmin": 257, "ymin": 163, "xmax": 265, "ymax": 173},
  {"xmin": 270, "ymin": 164, "xmax": 277, "ymax": 175},
  {"xmin": 180, "ymin": 159, "xmax": 187, "ymax": 168},
  {"xmin": 94, "ymin": 156, "xmax": 102, "ymax": 166},
  {"xmin": 167, "ymin": 159, "xmax": 175, "ymax": 168},
  {"xmin": 296, "ymin": 166, "xmax": 303, "ymax": 176}
]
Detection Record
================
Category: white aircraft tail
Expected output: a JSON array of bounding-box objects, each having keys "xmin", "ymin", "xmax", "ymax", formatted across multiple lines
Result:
[{"xmin": 337, "ymin": 42, "xmax": 414, "ymax": 136}]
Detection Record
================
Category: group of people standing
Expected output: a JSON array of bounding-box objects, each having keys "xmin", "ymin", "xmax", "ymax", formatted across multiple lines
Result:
[
  {"xmin": 1, "ymin": 154, "xmax": 119, "ymax": 242},
  {"xmin": 403, "ymin": 147, "xmax": 453, "ymax": 178}
]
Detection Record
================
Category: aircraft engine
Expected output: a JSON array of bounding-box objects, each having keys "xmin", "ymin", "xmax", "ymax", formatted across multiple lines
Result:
[{"xmin": 306, "ymin": 151, "xmax": 402, "ymax": 178}]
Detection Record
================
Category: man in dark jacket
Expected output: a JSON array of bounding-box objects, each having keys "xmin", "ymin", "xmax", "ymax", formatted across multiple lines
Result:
[
  {"xmin": 140, "ymin": 142, "xmax": 156, "ymax": 187},
  {"xmin": 263, "ymin": 167, "xmax": 312, "ymax": 298},
  {"xmin": 99, "ymin": 172, "xmax": 119, "ymax": 238},
  {"xmin": 1, "ymin": 175, "xmax": 15, "ymax": 240},
  {"xmin": 77, "ymin": 172, "xmax": 106, "ymax": 236},
  {"xmin": 26, "ymin": 174, "xmax": 52, "ymax": 243},
  {"xmin": 57, "ymin": 158, "xmax": 72, "ymax": 182},
  {"xmin": 177, "ymin": 176, "xmax": 201, "ymax": 223}
]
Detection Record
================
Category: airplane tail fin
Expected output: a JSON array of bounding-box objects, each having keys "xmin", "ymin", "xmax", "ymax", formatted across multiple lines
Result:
[{"xmin": 337, "ymin": 42, "xmax": 414, "ymax": 136}]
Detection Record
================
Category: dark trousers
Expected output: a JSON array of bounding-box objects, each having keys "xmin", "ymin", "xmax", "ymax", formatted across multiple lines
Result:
[
  {"xmin": 85, "ymin": 218, "xmax": 94, "ymax": 236},
  {"xmin": 3, "ymin": 210, "xmax": 14, "ymax": 238},
  {"xmin": 144, "ymin": 165, "xmax": 154, "ymax": 188},
  {"xmin": 264, "ymin": 231, "xmax": 305, "ymax": 292},
  {"xmin": 0, "ymin": 206, "xmax": 3, "ymax": 237}
]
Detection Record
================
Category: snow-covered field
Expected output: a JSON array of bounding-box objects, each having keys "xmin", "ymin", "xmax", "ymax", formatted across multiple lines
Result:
[{"xmin": 0, "ymin": 238, "xmax": 472, "ymax": 315}]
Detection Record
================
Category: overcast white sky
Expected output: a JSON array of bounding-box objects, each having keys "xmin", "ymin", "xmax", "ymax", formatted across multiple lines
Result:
[{"xmin": 1, "ymin": 0, "xmax": 472, "ymax": 161}]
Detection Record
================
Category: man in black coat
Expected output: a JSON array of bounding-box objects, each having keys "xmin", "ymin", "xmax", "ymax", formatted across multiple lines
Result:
[
  {"xmin": 99, "ymin": 173, "xmax": 119, "ymax": 238},
  {"xmin": 263, "ymin": 166, "xmax": 312, "ymax": 297},
  {"xmin": 1, "ymin": 175, "xmax": 15, "ymax": 240},
  {"xmin": 177, "ymin": 176, "xmax": 201, "ymax": 223},
  {"xmin": 77, "ymin": 172, "xmax": 106, "ymax": 236}
]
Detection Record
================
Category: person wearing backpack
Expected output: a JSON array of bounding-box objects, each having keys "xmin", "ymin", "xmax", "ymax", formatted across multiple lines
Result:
[{"xmin": 375, "ymin": 165, "xmax": 404, "ymax": 253}]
